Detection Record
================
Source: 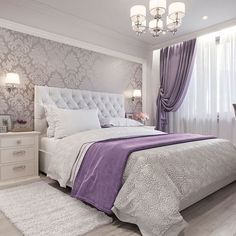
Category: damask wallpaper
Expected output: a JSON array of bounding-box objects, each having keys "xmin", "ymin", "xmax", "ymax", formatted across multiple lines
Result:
[{"xmin": 0, "ymin": 27, "xmax": 142, "ymax": 129}]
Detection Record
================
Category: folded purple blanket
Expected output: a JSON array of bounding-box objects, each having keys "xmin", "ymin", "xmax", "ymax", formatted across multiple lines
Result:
[{"xmin": 71, "ymin": 133, "xmax": 215, "ymax": 214}]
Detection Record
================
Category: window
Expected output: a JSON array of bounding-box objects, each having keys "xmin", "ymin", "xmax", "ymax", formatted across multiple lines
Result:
[{"xmin": 170, "ymin": 26, "xmax": 236, "ymax": 145}]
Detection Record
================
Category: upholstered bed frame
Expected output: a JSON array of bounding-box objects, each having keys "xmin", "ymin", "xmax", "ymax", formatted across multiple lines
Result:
[{"xmin": 34, "ymin": 86, "xmax": 125, "ymax": 135}]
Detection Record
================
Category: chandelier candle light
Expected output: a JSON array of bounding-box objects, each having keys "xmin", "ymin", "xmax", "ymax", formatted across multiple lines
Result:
[{"xmin": 130, "ymin": 0, "xmax": 185, "ymax": 38}]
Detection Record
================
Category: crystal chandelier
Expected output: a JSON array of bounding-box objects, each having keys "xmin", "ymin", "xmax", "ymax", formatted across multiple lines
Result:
[{"xmin": 130, "ymin": 0, "xmax": 185, "ymax": 38}]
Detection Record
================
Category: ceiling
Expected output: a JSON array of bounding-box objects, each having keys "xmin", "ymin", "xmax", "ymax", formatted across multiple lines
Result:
[{"xmin": 31, "ymin": 0, "xmax": 236, "ymax": 46}]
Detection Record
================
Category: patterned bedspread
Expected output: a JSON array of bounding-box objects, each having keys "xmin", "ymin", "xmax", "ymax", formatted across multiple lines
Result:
[{"xmin": 47, "ymin": 127, "xmax": 236, "ymax": 236}]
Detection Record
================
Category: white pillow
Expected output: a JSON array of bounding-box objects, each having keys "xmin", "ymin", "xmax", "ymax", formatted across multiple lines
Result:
[
  {"xmin": 105, "ymin": 117, "xmax": 143, "ymax": 127},
  {"xmin": 44, "ymin": 105, "xmax": 56, "ymax": 137},
  {"xmin": 53, "ymin": 108, "xmax": 101, "ymax": 139}
]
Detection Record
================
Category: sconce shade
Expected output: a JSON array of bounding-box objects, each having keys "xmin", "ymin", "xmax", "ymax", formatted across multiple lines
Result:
[
  {"xmin": 133, "ymin": 89, "xmax": 142, "ymax": 98},
  {"xmin": 5, "ymin": 73, "xmax": 20, "ymax": 85}
]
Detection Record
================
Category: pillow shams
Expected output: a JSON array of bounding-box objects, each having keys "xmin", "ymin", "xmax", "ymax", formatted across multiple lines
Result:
[
  {"xmin": 53, "ymin": 108, "xmax": 101, "ymax": 138},
  {"xmin": 44, "ymin": 105, "xmax": 56, "ymax": 138},
  {"xmin": 102, "ymin": 117, "xmax": 143, "ymax": 127}
]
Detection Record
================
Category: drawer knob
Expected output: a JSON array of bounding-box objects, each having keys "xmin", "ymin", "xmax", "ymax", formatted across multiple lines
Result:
[
  {"xmin": 13, "ymin": 165, "xmax": 26, "ymax": 171},
  {"xmin": 16, "ymin": 140, "xmax": 22, "ymax": 145},
  {"xmin": 13, "ymin": 150, "xmax": 26, "ymax": 156}
]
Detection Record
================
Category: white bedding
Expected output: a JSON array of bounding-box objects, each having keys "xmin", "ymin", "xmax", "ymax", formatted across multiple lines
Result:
[
  {"xmin": 47, "ymin": 127, "xmax": 236, "ymax": 236},
  {"xmin": 39, "ymin": 137, "xmax": 60, "ymax": 175},
  {"xmin": 40, "ymin": 137, "xmax": 59, "ymax": 155},
  {"xmin": 47, "ymin": 127, "xmax": 164, "ymax": 186}
]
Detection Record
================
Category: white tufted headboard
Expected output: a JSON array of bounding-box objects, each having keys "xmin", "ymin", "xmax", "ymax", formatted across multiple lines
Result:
[{"xmin": 34, "ymin": 86, "xmax": 125, "ymax": 134}]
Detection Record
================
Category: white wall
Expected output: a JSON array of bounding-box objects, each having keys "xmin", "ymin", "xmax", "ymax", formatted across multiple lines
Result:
[
  {"xmin": 0, "ymin": 0, "xmax": 154, "ymax": 115},
  {"xmin": 151, "ymin": 18, "xmax": 236, "ymax": 50},
  {"xmin": 4, "ymin": 0, "xmax": 234, "ymax": 124},
  {"xmin": 0, "ymin": 0, "xmax": 149, "ymax": 60}
]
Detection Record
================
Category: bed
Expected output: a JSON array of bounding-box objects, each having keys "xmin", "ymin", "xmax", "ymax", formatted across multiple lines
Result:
[{"xmin": 35, "ymin": 86, "xmax": 236, "ymax": 236}]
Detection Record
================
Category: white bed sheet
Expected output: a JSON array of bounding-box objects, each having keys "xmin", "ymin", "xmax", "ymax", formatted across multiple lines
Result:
[
  {"xmin": 40, "ymin": 137, "xmax": 59, "ymax": 155},
  {"xmin": 39, "ymin": 137, "xmax": 59, "ymax": 175},
  {"xmin": 39, "ymin": 137, "xmax": 73, "ymax": 187}
]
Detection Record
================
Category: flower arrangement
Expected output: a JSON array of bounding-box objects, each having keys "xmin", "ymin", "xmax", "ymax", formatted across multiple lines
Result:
[
  {"xmin": 16, "ymin": 119, "xmax": 27, "ymax": 125},
  {"xmin": 11, "ymin": 119, "xmax": 31, "ymax": 132},
  {"xmin": 134, "ymin": 112, "xmax": 149, "ymax": 123}
]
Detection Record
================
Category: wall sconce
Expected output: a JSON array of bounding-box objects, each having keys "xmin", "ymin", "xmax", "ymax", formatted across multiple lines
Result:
[
  {"xmin": 132, "ymin": 89, "xmax": 142, "ymax": 101},
  {"xmin": 5, "ymin": 73, "xmax": 20, "ymax": 92}
]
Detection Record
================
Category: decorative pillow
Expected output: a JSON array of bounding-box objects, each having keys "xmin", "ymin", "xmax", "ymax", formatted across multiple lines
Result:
[
  {"xmin": 44, "ymin": 105, "xmax": 56, "ymax": 138},
  {"xmin": 53, "ymin": 108, "xmax": 101, "ymax": 139},
  {"xmin": 102, "ymin": 117, "xmax": 143, "ymax": 127}
]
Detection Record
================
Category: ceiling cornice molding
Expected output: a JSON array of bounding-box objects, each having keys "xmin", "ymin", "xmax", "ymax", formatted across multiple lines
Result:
[
  {"xmin": 0, "ymin": 18, "xmax": 147, "ymax": 65},
  {"xmin": 151, "ymin": 18, "xmax": 236, "ymax": 50},
  {"xmin": 2, "ymin": 0, "xmax": 148, "ymax": 51},
  {"xmin": 24, "ymin": 0, "xmax": 149, "ymax": 48}
]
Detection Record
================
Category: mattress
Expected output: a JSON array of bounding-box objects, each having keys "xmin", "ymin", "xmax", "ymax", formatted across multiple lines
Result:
[
  {"xmin": 39, "ymin": 137, "xmax": 58, "ymax": 174},
  {"xmin": 40, "ymin": 137, "xmax": 58, "ymax": 155},
  {"xmin": 39, "ymin": 137, "xmax": 73, "ymax": 187}
]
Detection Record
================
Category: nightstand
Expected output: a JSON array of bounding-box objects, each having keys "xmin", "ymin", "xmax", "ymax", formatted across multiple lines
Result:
[{"xmin": 0, "ymin": 131, "xmax": 40, "ymax": 188}]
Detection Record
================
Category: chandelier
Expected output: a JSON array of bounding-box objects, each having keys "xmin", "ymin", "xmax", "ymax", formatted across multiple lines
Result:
[{"xmin": 130, "ymin": 0, "xmax": 185, "ymax": 38}]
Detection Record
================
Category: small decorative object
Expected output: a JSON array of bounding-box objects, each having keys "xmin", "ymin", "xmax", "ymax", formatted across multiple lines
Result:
[
  {"xmin": 12, "ymin": 119, "xmax": 32, "ymax": 132},
  {"xmin": 126, "ymin": 113, "xmax": 134, "ymax": 119},
  {"xmin": 134, "ymin": 112, "xmax": 149, "ymax": 124},
  {"xmin": 132, "ymin": 89, "xmax": 142, "ymax": 101},
  {"xmin": 0, "ymin": 114, "xmax": 12, "ymax": 132},
  {"xmin": 233, "ymin": 104, "xmax": 236, "ymax": 117},
  {"xmin": 5, "ymin": 72, "xmax": 20, "ymax": 92},
  {"xmin": 16, "ymin": 119, "xmax": 27, "ymax": 126},
  {"xmin": 130, "ymin": 0, "xmax": 185, "ymax": 38}
]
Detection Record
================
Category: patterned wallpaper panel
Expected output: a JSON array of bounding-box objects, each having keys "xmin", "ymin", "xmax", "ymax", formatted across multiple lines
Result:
[{"xmin": 0, "ymin": 27, "xmax": 142, "ymax": 129}]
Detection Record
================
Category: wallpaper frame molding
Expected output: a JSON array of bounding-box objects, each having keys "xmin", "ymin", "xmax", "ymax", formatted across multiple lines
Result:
[{"xmin": 0, "ymin": 19, "xmax": 146, "ymax": 64}]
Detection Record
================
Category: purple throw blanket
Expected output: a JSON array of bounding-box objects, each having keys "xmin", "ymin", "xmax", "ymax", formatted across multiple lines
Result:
[{"xmin": 71, "ymin": 133, "xmax": 215, "ymax": 214}]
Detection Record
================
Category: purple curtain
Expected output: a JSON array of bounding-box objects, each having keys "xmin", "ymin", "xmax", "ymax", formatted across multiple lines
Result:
[{"xmin": 156, "ymin": 38, "xmax": 196, "ymax": 132}]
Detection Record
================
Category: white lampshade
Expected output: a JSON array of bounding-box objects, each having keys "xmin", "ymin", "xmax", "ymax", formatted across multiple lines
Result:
[
  {"xmin": 5, "ymin": 73, "xmax": 20, "ymax": 85},
  {"xmin": 130, "ymin": 5, "xmax": 146, "ymax": 23},
  {"xmin": 149, "ymin": 19, "xmax": 163, "ymax": 30},
  {"xmin": 168, "ymin": 2, "xmax": 185, "ymax": 20},
  {"xmin": 149, "ymin": 0, "xmax": 166, "ymax": 16},
  {"xmin": 132, "ymin": 20, "xmax": 146, "ymax": 32},
  {"xmin": 166, "ymin": 17, "xmax": 181, "ymax": 30},
  {"xmin": 133, "ymin": 89, "xmax": 142, "ymax": 98}
]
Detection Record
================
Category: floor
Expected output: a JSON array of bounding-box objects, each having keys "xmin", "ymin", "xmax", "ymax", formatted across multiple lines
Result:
[{"xmin": 0, "ymin": 178, "xmax": 236, "ymax": 236}]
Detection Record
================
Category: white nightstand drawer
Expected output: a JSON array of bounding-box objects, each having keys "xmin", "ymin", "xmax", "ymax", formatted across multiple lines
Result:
[
  {"xmin": 0, "ymin": 136, "xmax": 35, "ymax": 148},
  {"xmin": 0, "ymin": 162, "xmax": 35, "ymax": 181},
  {"xmin": 0, "ymin": 147, "xmax": 35, "ymax": 164}
]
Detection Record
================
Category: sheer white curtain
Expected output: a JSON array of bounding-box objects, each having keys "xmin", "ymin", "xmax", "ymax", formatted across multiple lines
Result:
[
  {"xmin": 170, "ymin": 27, "xmax": 236, "ymax": 145},
  {"xmin": 217, "ymin": 29, "xmax": 236, "ymax": 143}
]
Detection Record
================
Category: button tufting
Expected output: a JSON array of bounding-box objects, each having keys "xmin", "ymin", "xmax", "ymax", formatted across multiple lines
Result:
[{"xmin": 37, "ymin": 87, "xmax": 125, "ymax": 133}]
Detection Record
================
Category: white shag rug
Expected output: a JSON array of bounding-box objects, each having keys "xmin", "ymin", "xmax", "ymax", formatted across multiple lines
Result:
[{"xmin": 0, "ymin": 182, "xmax": 112, "ymax": 236}]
